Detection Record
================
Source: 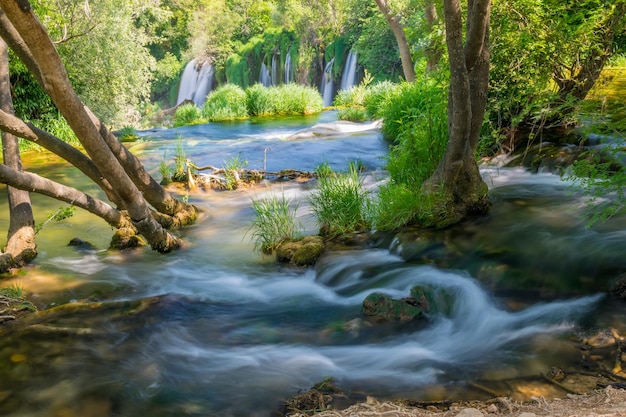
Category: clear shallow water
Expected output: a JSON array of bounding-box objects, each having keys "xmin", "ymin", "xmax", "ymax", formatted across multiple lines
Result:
[{"xmin": 0, "ymin": 112, "xmax": 625, "ymax": 416}]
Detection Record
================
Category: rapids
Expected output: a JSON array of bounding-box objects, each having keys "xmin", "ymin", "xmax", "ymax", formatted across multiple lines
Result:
[{"xmin": 0, "ymin": 111, "xmax": 625, "ymax": 417}]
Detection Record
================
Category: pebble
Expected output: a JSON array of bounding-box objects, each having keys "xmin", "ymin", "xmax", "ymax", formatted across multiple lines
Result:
[{"xmin": 455, "ymin": 408, "xmax": 484, "ymax": 417}]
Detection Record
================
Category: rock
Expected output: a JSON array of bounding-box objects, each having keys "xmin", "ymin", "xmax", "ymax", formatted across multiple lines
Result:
[
  {"xmin": 68, "ymin": 237, "xmax": 96, "ymax": 251},
  {"xmin": 362, "ymin": 292, "xmax": 423, "ymax": 323},
  {"xmin": 518, "ymin": 413, "xmax": 537, "ymax": 417},
  {"xmin": 276, "ymin": 236, "xmax": 325, "ymax": 267},
  {"xmin": 455, "ymin": 408, "xmax": 484, "ymax": 417},
  {"xmin": 410, "ymin": 285, "xmax": 455, "ymax": 316},
  {"xmin": 610, "ymin": 273, "xmax": 626, "ymax": 299}
]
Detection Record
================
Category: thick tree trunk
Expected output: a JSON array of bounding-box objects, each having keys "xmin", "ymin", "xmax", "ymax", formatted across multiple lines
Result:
[
  {"xmin": 0, "ymin": 0, "xmax": 181, "ymax": 252},
  {"xmin": 424, "ymin": 0, "xmax": 491, "ymax": 225},
  {"xmin": 0, "ymin": 37, "xmax": 36, "ymax": 270},
  {"xmin": 374, "ymin": 0, "xmax": 416, "ymax": 82}
]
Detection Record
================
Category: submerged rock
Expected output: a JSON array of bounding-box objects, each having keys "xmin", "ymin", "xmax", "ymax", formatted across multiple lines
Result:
[{"xmin": 362, "ymin": 292, "xmax": 424, "ymax": 323}]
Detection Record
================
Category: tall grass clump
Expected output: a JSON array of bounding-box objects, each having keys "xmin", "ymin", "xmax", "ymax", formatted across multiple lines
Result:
[
  {"xmin": 273, "ymin": 84, "xmax": 324, "ymax": 115},
  {"xmin": 362, "ymin": 80, "xmax": 398, "ymax": 119},
  {"xmin": 250, "ymin": 193, "xmax": 302, "ymax": 254},
  {"xmin": 308, "ymin": 162, "xmax": 371, "ymax": 237},
  {"xmin": 337, "ymin": 106, "xmax": 368, "ymax": 121},
  {"xmin": 202, "ymin": 84, "xmax": 248, "ymax": 121},
  {"xmin": 245, "ymin": 83, "xmax": 276, "ymax": 116},
  {"xmin": 371, "ymin": 77, "xmax": 449, "ymax": 230},
  {"xmin": 173, "ymin": 103, "xmax": 204, "ymax": 127}
]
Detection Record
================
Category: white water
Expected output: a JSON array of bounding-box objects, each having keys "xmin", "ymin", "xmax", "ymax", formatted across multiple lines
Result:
[
  {"xmin": 259, "ymin": 62, "xmax": 271, "ymax": 87},
  {"xmin": 322, "ymin": 58, "xmax": 335, "ymax": 106},
  {"xmin": 1, "ymin": 113, "xmax": 624, "ymax": 417},
  {"xmin": 176, "ymin": 60, "xmax": 214, "ymax": 106},
  {"xmin": 340, "ymin": 50, "xmax": 358, "ymax": 91},
  {"xmin": 284, "ymin": 52, "xmax": 293, "ymax": 84}
]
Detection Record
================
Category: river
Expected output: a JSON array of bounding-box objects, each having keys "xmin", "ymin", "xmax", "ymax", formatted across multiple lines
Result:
[{"xmin": 0, "ymin": 111, "xmax": 625, "ymax": 417}]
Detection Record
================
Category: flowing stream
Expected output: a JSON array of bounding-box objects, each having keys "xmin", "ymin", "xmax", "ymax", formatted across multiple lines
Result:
[{"xmin": 0, "ymin": 111, "xmax": 625, "ymax": 417}]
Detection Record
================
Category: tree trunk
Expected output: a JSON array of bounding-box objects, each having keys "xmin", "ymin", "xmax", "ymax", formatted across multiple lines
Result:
[
  {"xmin": 424, "ymin": 0, "xmax": 491, "ymax": 225},
  {"xmin": 0, "ymin": 37, "xmax": 36, "ymax": 270},
  {"xmin": 0, "ymin": 164, "xmax": 125, "ymax": 227},
  {"xmin": 0, "ymin": 0, "xmax": 181, "ymax": 252},
  {"xmin": 373, "ymin": 0, "xmax": 416, "ymax": 82}
]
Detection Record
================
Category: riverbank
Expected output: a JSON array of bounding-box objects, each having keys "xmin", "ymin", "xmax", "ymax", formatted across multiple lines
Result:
[{"xmin": 287, "ymin": 386, "xmax": 626, "ymax": 417}]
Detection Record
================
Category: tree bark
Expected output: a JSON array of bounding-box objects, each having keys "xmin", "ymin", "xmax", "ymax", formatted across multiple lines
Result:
[
  {"xmin": 374, "ymin": 0, "xmax": 416, "ymax": 82},
  {"xmin": 0, "ymin": 164, "xmax": 124, "ymax": 227},
  {"xmin": 424, "ymin": 0, "xmax": 491, "ymax": 225},
  {"xmin": 0, "ymin": 37, "xmax": 36, "ymax": 270},
  {"xmin": 0, "ymin": 0, "xmax": 181, "ymax": 252}
]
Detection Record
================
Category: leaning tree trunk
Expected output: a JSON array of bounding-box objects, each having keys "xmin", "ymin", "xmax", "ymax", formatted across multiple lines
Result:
[
  {"xmin": 424, "ymin": 0, "xmax": 491, "ymax": 225},
  {"xmin": 374, "ymin": 0, "xmax": 416, "ymax": 82},
  {"xmin": 0, "ymin": 37, "xmax": 36, "ymax": 271},
  {"xmin": 0, "ymin": 0, "xmax": 181, "ymax": 252}
]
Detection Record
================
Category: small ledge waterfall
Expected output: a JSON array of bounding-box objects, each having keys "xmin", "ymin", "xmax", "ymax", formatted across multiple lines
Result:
[
  {"xmin": 321, "ymin": 58, "xmax": 335, "ymax": 107},
  {"xmin": 340, "ymin": 50, "xmax": 358, "ymax": 91},
  {"xmin": 176, "ymin": 60, "xmax": 214, "ymax": 106}
]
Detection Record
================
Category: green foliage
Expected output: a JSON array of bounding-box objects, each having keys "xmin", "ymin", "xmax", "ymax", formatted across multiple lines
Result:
[
  {"xmin": 223, "ymin": 153, "xmax": 248, "ymax": 190},
  {"xmin": 337, "ymin": 106, "xmax": 368, "ymax": 121},
  {"xmin": 564, "ymin": 144, "xmax": 626, "ymax": 226},
  {"xmin": 370, "ymin": 76, "xmax": 449, "ymax": 230},
  {"xmin": 201, "ymin": 84, "xmax": 249, "ymax": 121},
  {"xmin": 173, "ymin": 135, "xmax": 188, "ymax": 182},
  {"xmin": 308, "ymin": 162, "xmax": 372, "ymax": 237},
  {"xmin": 173, "ymin": 103, "xmax": 204, "ymax": 126},
  {"xmin": 0, "ymin": 283, "xmax": 37, "ymax": 312},
  {"xmin": 250, "ymin": 193, "xmax": 302, "ymax": 254},
  {"xmin": 246, "ymin": 84, "xmax": 323, "ymax": 116},
  {"xmin": 118, "ymin": 126, "xmax": 139, "ymax": 142},
  {"xmin": 271, "ymin": 84, "xmax": 324, "ymax": 115},
  {"xmin": 151, "ymin": 52, "xmax": 183, "ymax": 103},
  {"xmin": 362, "ymin": 80, "xmax": 398, "ymax": 119},
  {"xmin": 29, "ymin": 113, "xmax": 80, "ymax": 148},
  {"xmin": 35, "ymin": 206, "xmax": 76, "ymax": 234}
]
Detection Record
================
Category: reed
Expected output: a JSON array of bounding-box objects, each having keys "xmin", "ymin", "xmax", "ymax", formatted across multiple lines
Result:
[{"xmin": 250, "ymin": 193, "xmax": 302, "ymax": 254}]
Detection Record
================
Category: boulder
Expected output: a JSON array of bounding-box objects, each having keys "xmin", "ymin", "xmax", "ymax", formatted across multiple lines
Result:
[{"xmin": 276, "ymin": 236, "xmax": 325, "ymax": 267}]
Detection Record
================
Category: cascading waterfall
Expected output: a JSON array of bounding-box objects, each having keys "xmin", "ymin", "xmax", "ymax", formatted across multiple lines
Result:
[
  {"xmin": 321, "ymin": 58, "xmax": 335, "ymax": 106},
  {"xmin": 340, "ymin": 50, "xmax": 358, "ymax": 91},
  {"xmin": 284, "ymin": 52, "xmax": 293, "ymax": 84},
  {"xmin": 259, "ymin": 62, "xmax": 272, "ymax": 87},
  {"xmin": 271, "ymin": 54, "xmax": 278, "ymax": 86},
  {"xmin": 176, "ymin": 59, "xmax": 214, "ymax": 106}
]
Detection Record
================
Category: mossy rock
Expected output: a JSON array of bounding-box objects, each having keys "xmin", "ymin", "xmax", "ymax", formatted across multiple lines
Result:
[
  {"xmin": 109, "ymin": 228, "xmax": 146, "ymax": 250},
  {"xmin": 362, "ymin": 292, "xmax": 423, "ymax": 323},
  {"xmin": 410, "ymin": 285, "xmax": 455, "ymax": 317},
  {"xmin": 276, "ymin": 236, "xmax": 325, "ymax": 267}
]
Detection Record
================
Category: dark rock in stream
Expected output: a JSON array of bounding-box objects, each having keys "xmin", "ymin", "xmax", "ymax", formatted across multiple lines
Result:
[
  {"xmin": 362, "ymin": 292, "xmax": 424, "ymax": 323},
  {"xmin": 67, "ymin": 237, "xmax": 96, "ymax": 251}
]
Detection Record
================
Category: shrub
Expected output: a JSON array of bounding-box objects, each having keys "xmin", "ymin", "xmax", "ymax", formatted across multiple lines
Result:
[
  {"xmin": 370, "ymin": 76, "xmax": 449, "ymax": 230},
  {"xmin": 308, "ymin": 162, "xmax": 371, "ymax": 237},
  {"xmin": 246, "ymin": 83, "xmax": 276, "ymax": 116},
  {"xmin": 362, "ymin": 80, "xmax": 398, "ymax": 119},
  {"xmin": 273, "ymin": 84, "xmax": 323, "ymax": 115},
  {"xmin": 173, "ymin": 103, "xmax": 203, "ymax": 126},
  {"xmin": 201, "ymin": 84, "xmax": 248, "ymax": 121},
  {"xmin": 250, "ymin": 193, "xmax": 302, "ymax": 254},
  {"xmin": 337, "ymin": 106, "xmax": 368, "ymax": 121}
]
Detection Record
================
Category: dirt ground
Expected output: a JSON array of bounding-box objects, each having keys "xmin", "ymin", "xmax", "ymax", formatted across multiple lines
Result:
[{"xmin": 287, "ymin": 386, "xmax": 626, "ymax": 417}]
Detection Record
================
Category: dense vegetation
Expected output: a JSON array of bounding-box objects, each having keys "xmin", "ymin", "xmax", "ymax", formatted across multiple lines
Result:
[{"xmin": 5, "ymin": 0, "xmax": 626, "ymax": 238}]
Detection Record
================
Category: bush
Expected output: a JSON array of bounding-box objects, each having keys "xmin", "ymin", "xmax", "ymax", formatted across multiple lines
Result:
[
  {"xmin": 202, "ymin": 84, "xmax": 248, "ymax": 121},
  {"xmin": 337, "ymin": 106, "xmax": 368, "ymax": 121},
  {"xmin": 370, "ymin": 76, "xmax": 449, "ymax": 230},
  {"xmin": 308, "ymin": 162, "xmax": 371, "ymax": 237},
  {"xmin": 250, "ymin": 193, "xmax": 302, "ymax": 254},
  {"xmin": 246, "ymin": 83, "xmax": 276, "ymax": 116},
  {"xmin": 363, "ymin": 81, "xmax": 398, "ymax": 119},
  {"xmin": 273, "ymin": 84, "xmax": 324, "ymax": 115},
  {"xmin": 173, "ymin": 103, "xmax": 204, "ymax": 127}
]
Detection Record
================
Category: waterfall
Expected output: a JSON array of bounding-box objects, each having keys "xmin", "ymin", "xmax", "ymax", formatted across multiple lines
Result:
[
  {"xmin": 259, "ymin": 62, "xmax": 272, "ymax": 87},
  {"xmin": 340, "ymin": 50, "xmax": 358, "ymax": 91},
  {"xmin": 284, "ymin": 52, "xmax": 293, "ymax": 84},
  {"xmin": 271, "ymin": 54, "xmax": 278, "ymax": 86},
  {"xmin": 176, "ymin": 60, "xmax": 214, "ymax": 106},
  {"xmin": 321, "ymin": 58, "xmax": 335, "ymax": 107}
]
